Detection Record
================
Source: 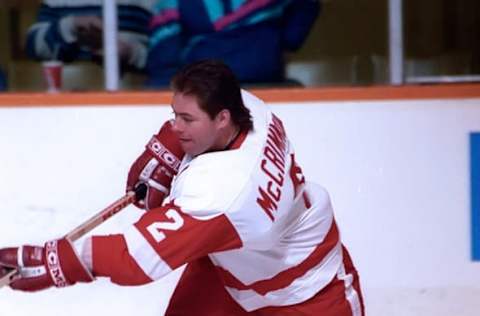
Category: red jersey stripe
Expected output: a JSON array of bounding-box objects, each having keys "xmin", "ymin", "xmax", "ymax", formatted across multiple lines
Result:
[
  {"xmin": 92, "ymin": 234, "xmax": 152, "ymax": 285},
  {"xmin": 218, "ymin": 220, "xmax": 340, "ymax": 295}
]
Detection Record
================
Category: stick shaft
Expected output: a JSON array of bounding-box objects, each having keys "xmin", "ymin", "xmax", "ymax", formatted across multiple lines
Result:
[
  {"xmin": 0, "ymin": 269, "xmax": 18, "ymax": 288},
  {"xmin": 66, "ymin": 191, "xmax": 136, "ymax": 242}
]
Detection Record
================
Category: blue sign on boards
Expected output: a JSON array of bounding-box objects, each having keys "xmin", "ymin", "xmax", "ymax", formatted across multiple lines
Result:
[{"xmin": 472, "ymin": 133, "xmax": 480, "ymax": 261}]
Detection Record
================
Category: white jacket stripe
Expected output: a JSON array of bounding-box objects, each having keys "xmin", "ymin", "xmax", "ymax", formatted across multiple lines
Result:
[
  {"xmin": 224, "ymin": 241, "xmax": 343, "ymax": 311},
  {"xmin": 338, "ymin": 262, "xmax": 362, "ymax": 316},
  {"xmin": 123, "ymin": 225, "xmax": 172, "ymax": 280}
]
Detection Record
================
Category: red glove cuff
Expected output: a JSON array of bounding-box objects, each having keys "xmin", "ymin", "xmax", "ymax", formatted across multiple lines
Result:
[{"xmin": 45, "ymin": 238, "xmax": 94, "ymax": 287}]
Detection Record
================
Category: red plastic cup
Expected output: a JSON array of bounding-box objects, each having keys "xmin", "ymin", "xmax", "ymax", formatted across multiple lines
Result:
[{"xmin": 42, "ymin": 61, "xmax": 63, "ymax": 93}]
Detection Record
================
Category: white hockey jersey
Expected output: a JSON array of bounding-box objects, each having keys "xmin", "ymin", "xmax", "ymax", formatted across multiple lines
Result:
[{"xmin": 87, "ymin": 91, "xmax": 346, "ymax": 312}]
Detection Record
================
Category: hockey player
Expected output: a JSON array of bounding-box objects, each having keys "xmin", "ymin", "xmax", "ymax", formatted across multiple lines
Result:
[{"xmin": 0, "ymin": 60, "xmax": 364, "ymax": 315}]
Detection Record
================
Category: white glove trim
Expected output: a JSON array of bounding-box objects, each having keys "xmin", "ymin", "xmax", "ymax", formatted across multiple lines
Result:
[
  {"xmin": 146, "ymin": 179, "xmax": 169, "ymax": 195},
  {"xmin": 17, "ymin": 246, "xmax": 24, "ymax": 268},
  {"xmin": 19, "ymin": 266, "xmax": 47, "ymax": 278},
  {"xmin": 139, "ymin": 158, "xmax": 159, "ymax": 181}
]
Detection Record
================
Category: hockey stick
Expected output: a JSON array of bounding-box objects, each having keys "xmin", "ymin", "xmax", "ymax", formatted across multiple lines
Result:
[
  {"xmin": 0, "ymin": 270, "xmax": 17, "ymax": 288},
  {"xmin": 65, "ymin": 184, "xmax": 146, "ymax": 242},
  {"xmin": 0, "ymin": 184, "xmax": 147, "ymax": 288}
]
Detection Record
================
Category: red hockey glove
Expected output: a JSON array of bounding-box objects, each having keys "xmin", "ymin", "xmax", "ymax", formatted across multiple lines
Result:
[
  {"xmin": 0, "ymin": 238, "xmax": 93, "ymax": 292},
  {"xmin": 127, "ymin": 120, "xmax": 184, "ymax": 210}
]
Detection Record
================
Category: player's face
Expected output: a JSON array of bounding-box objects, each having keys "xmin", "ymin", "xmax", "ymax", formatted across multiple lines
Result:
[{"xmin": 171, "ymin": 93, "xmax": 224, "ymax": 156}]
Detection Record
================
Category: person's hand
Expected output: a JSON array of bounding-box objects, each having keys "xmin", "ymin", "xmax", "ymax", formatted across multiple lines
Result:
[
  {"xmin": 73, "ymin": 15, "xmax": 103, "ymax": 51},
  {"xmin": 127, "ymin": 120, "xmax": 185, "ymax": 210},
  {"xmin": 118, "ymin": 38, "xmax": 134, "ymax": 65},
  {"xmin": 0, "ymin": 238, "xmax": 93, "ymax": 292}
]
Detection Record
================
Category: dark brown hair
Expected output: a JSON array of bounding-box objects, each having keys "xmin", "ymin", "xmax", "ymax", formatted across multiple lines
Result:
[{"xmin": 171, "ymin": 60, "xmax": 253, "ymax": 132}]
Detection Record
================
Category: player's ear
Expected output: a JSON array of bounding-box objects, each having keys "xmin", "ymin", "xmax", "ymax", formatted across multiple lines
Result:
[{"xmin": 215, "ymin": 109, "xmax": 231, "ymax": 128}]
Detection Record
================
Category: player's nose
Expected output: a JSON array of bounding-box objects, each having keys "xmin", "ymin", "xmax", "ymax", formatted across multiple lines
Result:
[{"xmin": 171, "ymin": 118, "xmax": 182, "ymax": 133}]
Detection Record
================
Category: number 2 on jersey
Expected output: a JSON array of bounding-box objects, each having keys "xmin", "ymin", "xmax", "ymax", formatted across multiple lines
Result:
[{"xmin": 146, "ymin": 209, "xmax": 184, "ymax": 242}]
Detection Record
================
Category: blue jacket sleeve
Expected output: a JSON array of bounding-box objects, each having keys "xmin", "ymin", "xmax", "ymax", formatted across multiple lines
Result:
[
  {"xmin": 25, "ymin": 4, "xmax": 93, "ymax": 62},
  {"xmin": 281, "ymin": 0, "xmax": 321, "ymax": 51},
  {"xmin": 145, "ymin": 0, "xmax": 183, "ymax": 88}
]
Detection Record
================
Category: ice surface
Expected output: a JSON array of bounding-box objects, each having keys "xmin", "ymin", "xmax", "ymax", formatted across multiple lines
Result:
[{"xmin": 0, "ymin": 107, "xmax": 182, "ymax": 315}]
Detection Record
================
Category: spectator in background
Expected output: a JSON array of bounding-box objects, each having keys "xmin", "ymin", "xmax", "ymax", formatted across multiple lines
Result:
[
  {"xmin": 25, "ymin": 0, "xmax": 155, "ymax": 73},
  {"xmin": 0, "ymin": 67, "xmax": 6, "ymax": 91},
  {"xmin": 146, "ymin": 0, "xmax": 321, "ymax": 87}
]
